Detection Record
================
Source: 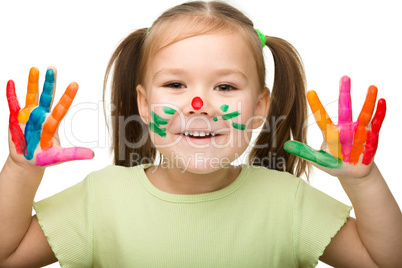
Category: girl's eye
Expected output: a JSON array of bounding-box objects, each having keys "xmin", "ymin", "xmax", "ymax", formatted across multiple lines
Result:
[
  {"xmin": 164, "ymin": 82, "xmax": 185, "ymax": 89},
  {"xmin": 214, "ymin": 84, "xmax": 236, "ymax": 91}
]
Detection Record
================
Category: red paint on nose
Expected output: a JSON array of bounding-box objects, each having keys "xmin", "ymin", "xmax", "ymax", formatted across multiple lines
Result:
[{"xmin": 191, "ymin": 96, "xmax": 203, "ymax": 110}]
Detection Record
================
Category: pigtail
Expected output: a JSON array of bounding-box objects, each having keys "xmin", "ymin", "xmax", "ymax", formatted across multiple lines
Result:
[
  {"xmin": 249, "ymin": 36, "xmax": 310, "ymax": 178},
  {"xmin": 103, "ymin": 28, "xmax": 156, "ymax": 166}
]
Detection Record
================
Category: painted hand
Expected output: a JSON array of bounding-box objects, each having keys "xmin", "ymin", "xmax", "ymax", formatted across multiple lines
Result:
[
  {"xmin": 284, "ymin": 76, "xmax": 386, "ymax": 179},
  {"xmin": 7, "ymin": 67, "xmax": 94, "ymax": 167}
]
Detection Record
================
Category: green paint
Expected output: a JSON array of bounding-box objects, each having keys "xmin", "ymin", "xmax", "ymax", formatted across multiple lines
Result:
[
  {"xmin": 151, "ymin": 111, "xmax": 169, "ymax": 125},
  {"xmin": 284, "ymin": 140, "xmax": 342, "ymax": 169},
  {"xmin": 214, "ymin": 109, "xmax": 244, "ymax": 130},
  {"xmin": 163, "ymin": 106, "xmax": 177, "ymax": 115},
  {"xmin": 232, "ymin": 122, "xmax": 246, "ymax": 130},
  {"xmin": 222, "ymin": 111, "xmax": 241, "ymax": 120},
  {"xmin": 149, "ymin": 122, "xmax": 166, "ymax": 137},
  {"xmin": 220, "ymin": 104, "xmax": 229, "ymax": 112},
  {"xmin": 255, "ymin": 28, "xmax": 266, "ymax": 48}
]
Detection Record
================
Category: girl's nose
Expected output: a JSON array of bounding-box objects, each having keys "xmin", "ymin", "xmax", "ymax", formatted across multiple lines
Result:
[
  {"xmin": 191, "ymin": 96, "xmax": 203, "ymax": 110},
  {"xmin": 187, "ymin": 96, "xmax": 211, "ymax": 115}
]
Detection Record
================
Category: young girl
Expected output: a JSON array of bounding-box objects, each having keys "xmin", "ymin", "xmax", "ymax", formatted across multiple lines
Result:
[{"xmin": 1, "ymin": 1, "xmax": 401, "ymax": 267}]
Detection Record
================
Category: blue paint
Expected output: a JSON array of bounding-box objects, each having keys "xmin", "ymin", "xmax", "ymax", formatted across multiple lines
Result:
[
  {"xmin": 39, "ymin": 69, "xmax": 55, "ymax": 112},
  {"xmin": 24, "ymin": 69, "xmax": 55, "ymax": 160}
]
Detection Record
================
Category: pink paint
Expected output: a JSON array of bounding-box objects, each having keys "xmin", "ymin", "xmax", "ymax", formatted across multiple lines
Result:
[
  {"xmin": 7, "ymin": 80, "xmax": 27, "ymax": 154},
  {"xmin": 191, "ymin": 96, "xmax": 203, "ymax": 110},
  {"xmin": 36, "ymin": 146, "xmax": 94, "ymax": 166},
  {"xmin": 338, "ymin": 76, "xmax": 353, "ymax": 161}
]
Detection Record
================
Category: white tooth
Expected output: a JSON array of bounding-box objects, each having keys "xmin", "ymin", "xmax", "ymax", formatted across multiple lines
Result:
[
  {"xmin": 205, "ymin": 132, "xmax": 210, "ymax": 136},
  {"xmin": 211, "ymin": 133, "xmax": 216, "ymax": 137},
  {"xmin": 189, "ymin": 131, "xmax": 193, "ymax": 136},
  {"xmin": 193, "ymin": 131, "xmax": 199, "ymax": 136},
  {"xmin": 200, "ymin": 131, "xmax": 205, "ymax": 137},
  {"xmin": 185, "ymin": 131, "xmax": 189, "ymax": 136}
]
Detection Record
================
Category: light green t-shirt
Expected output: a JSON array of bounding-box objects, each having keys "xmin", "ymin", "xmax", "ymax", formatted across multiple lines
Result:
[{"xmin": 33, "ymin": 164, "xmax": 351, "ymax": 268}]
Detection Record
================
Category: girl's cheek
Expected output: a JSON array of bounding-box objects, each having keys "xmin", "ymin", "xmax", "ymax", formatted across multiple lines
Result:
[
  {"xmin": 148, "ymin": 104, "xmax": 178, "ymax": 138},
  {"xmin": 214, "ymin": 103, "xmax": 247, "ymax": 131}
]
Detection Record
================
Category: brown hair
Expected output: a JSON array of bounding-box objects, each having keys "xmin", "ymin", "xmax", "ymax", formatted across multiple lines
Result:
[
  {"xmin": 248, "ymin": 37, "xmax": 309, "ymax": 177},
  {"xmin": 103, "ymin": 1, "xmax": 310, "ymax": 178}
]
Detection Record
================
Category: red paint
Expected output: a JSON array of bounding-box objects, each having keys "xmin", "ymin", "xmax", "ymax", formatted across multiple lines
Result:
[
  {"xmin": 7, "ymin": 80, "xmax": 27, "ymax": 154},
  {"xmin": 191, "ymin": 96, "xmax": 203, "ymax": 110},
  {"xmin": 362, "ymin": 98, "xmax": 386, "ymax": 165}
]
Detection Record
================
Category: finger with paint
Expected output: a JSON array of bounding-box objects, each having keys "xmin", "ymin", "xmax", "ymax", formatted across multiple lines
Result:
[
  {"xmin": 40, "ymin": 82, "xmax": 79, "ymax": 149},
  {"xmin": 35, "ymin": 80, "xmax": 94, "ymax": 166},
  {"xmin": 284, "ymin": 140, "xmax": 342, "ymax": 169},
  {"xmin": 24, "ymin": 68, "xmax": 57, "ymax": 160},
  {"xmin": 6, "ymin": 80, "xmax": 27, "ymax": 154},
  {"xmin": 349, "ymin": 86, "xmax": 378, "ymax": 164},
  {"xmin": 338, "ymin": 76, "xmax": 354, "ymax": 161},
  {"xmin": 36, "ymin": 146, "xmax": 94, "ymax": 167},
  {"xmin": 332, "ymin": 78, "xmax": 386, "ymax": 165},
  {"xmin": 307, "ymin": 90, "xmax": 342, "ymax": 160},
  {"xmin": 362, "ymin": 98, "xmax": 386, "ymax": 165},
  {"xmin": 18, "ymin": 67, "xmax": 39, "ymax": 124}
]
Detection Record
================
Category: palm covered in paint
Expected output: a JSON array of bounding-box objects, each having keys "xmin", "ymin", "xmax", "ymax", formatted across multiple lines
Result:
[
  {"xmin": 284, "ymin": 76, "xmax": 386, "ymax": 180},
  {"xmin": 7, "ymin": 67, "xmax": 94, "ymax": 167}
]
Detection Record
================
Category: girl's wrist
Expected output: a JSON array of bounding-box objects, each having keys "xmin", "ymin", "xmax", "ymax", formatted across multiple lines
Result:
[
  {"xmin": 4, "ymin": 155, "xmax": 45, "ymax": 179},
  {"xmin": 338, "ymin": 163, "xmax": 382, "ymax": 195}
]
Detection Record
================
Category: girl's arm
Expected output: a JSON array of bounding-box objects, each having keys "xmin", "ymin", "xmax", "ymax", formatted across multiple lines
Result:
[
  {"xmin": 0, "ymin": 157, "xmax": 57, "ymax": 267},
  {"xmin": 285, "ymin": 76, "xmax": 402, "ymax": 267},
  {"xmin": 320, "ymin": 164, "xmax": 402, "ymax": 267},
  {"xmin": 0, "ymin": 67, "xmax": 93, "ymax": 267},
  {"xmin": 338, "ymin": 165, "xmax": 402, "ymax": 266}
]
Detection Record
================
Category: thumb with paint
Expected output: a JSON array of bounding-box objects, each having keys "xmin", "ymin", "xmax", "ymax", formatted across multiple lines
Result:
[{"xmin": 6, "ymin": 67, "xmax": 94, "ymax": 169}]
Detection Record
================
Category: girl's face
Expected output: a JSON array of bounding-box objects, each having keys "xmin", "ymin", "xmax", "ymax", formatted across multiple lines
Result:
[{"xmin": 137, "ymin": 32, "xmax": 269, "ymax": 174}]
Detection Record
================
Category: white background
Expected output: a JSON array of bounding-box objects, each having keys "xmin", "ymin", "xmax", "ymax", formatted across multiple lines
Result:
[{"xmin": 0, "ymin": 0, "xmax": 401, "ymax": 267}]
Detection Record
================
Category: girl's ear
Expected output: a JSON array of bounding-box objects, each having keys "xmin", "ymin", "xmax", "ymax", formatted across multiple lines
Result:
[
  {"xmin": 136, "ymin": 84, "xmax": 150, "ymax": 124},
  {"xmin": 252, "ymin": 87, "xmax": 270, "ymax": 129}
]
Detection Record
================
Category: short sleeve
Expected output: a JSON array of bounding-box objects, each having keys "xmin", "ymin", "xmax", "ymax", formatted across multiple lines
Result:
[
  {"xmin": 33, "ymin": 176, "xmax": 93, "ymax": 268},
  {"xmin": 293, "ymin": 179, "xmax": 352, "ymax": 267}
]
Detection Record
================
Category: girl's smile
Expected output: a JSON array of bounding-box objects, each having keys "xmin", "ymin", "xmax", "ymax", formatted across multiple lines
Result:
[{"xmin": 180, "ymin": 133, "xmax": 223, "ymax": 145}]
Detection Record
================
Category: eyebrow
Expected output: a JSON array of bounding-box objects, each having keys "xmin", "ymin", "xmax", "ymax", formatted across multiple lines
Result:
[
  {"xmin": 152, "ymin": 68, "xmax": 248, "ymax": 81},
  {"xmin": 153, "ymin": 68, "xmax": 186, "ymax": 80}
]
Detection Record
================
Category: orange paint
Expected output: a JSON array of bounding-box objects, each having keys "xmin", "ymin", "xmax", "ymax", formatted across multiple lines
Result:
[
  {"xmin": 40, "ymin": 82, "xmax": 79, "ymax": 149},
  {"xmin": 307, "ymin": 90, "xmax": 343, "ymax": 160},
  {"xmin": 18, "ymin": 67, "xmax": 39, "ymax": 123},
  {"xmin": 349, "ymin": 86, "xmax": 378, "ymax": 164}
]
